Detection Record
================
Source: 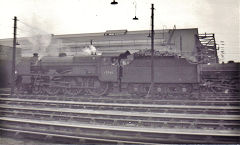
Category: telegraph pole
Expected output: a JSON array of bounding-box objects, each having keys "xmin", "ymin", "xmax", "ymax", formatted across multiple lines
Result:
[
  {"xmin": 11, "ymin": 16, "xmax": 17, "ymax": 96},
  {"xmin": 151, "ymin": 4, "xmax": 154, "ymax": 84},
  {"xmin": 147, "ymin": 4, "xmax": 155, "ymax": 96}
]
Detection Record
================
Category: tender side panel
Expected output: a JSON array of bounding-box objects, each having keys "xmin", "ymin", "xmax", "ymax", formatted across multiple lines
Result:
[{"xmin": 122, "ymin": 57, "xmax": 198, "ymax": 83}]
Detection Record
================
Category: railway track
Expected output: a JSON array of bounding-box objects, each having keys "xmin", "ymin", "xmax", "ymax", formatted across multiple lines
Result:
[
  {"xmin": 1, "ymin": 88, "xmax": 240, "ymax": 101},
  {"xmin": 1, "ymin": 93, "xmax": 240, "ymax": 106},
  {"xmin": 0, "ymin": 127, "xmax": 148, "ymax": 144},
  {"xmin": 0, "ymin": 97, "xmax": 240, "ymax": 115},
  {"xmin": 1, "ymin": 117, "xmax": 239, "ymax": 144},
  {"xmin": 1, "ymin": 105, "xmax": 240, "ymax": 130},
  {"xmin": 0, "ymin": 93, "xmax": 240, "ymax": 143}
]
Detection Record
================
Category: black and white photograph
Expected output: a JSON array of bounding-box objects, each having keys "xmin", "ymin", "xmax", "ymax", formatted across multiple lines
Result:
[{"xmin": 0, "ymin": 0, "xmax": 239, "ymax": 144}]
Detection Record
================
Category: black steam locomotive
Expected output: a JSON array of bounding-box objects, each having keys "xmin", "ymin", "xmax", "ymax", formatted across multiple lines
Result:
[{"xmin": 15, "ymin": 50, "xmax": 240, "ymax": 96}]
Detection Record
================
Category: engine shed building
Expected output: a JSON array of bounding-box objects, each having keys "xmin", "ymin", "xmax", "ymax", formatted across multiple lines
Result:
[{"xmin": 0, "ymin": 28, "xmax": 218, "ymax": 64}]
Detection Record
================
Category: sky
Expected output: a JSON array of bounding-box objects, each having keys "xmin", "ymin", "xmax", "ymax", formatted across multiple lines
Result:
[{"xmin": 0, "ymin": 0, "xmax": 239, "ymax": 62}]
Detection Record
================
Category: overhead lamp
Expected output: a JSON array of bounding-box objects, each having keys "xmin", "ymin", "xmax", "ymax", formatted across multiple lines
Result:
[
  {"xmin": 132, "ymin": 1, "xmax": 138, "ymax": 20},
  {"xmin": 133, "ymin": 16, "xmax": 138, "ymax": 20},
  {"xmin": 111, "ymin": 0, "xmax": 118, "ymax": 5}
]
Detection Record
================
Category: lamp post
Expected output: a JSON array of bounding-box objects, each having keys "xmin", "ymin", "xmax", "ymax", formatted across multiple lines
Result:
[
  {"xmin": 149, "ymin": 4, "xmax": 155, "ymax": 96},
  {"xmin": 112, "ymin": 3, "xmax": 155, "ymax": 96},
  {"xmin": 133, "ymin": 4, "xmax": 155, "ymax": 97},
  {"xmin": 11, "ymin": 16, "xmax": 17, "ymax": 96}
]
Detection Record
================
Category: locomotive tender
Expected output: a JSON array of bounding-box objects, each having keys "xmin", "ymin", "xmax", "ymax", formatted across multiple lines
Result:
[{"xmin": 15, "ymin": 50, "xmax": 203, "ymax": 96}]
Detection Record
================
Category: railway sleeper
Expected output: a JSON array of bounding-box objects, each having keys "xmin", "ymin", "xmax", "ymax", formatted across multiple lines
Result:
[{"xmin": 71, "ymin": 117, "xmax": 92, "ymax": 124}]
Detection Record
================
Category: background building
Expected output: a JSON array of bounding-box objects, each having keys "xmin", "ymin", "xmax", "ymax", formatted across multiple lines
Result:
[{"xmin": 0, "ymin": 28, "xmax": 218, "ymax": 63}]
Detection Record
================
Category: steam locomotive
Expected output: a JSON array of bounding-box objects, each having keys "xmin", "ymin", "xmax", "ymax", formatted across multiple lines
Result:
[{"xmin": 15, "ymin": 50, "xmax": 240, "ymax": 96}]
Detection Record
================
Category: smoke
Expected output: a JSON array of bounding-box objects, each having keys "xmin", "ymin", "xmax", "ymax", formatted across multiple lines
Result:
[
  {"xmin": 19, "ymin": 13, "xmax": 54, "ymax": 58},
  {"xmin": 27, "ymin": 33, "xmax": 52, "ymax": 55},
  {"xmin": 46, "ymin": 37, "xmax": 62, "ymax": 57},
  {"xmin": 81, "ymin": 45, "xmax": 101, "ymax": 55}
]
